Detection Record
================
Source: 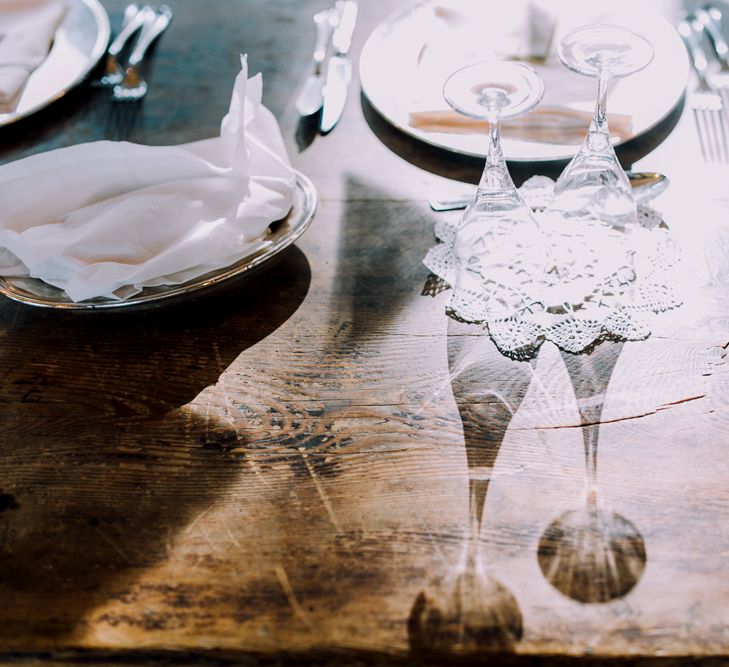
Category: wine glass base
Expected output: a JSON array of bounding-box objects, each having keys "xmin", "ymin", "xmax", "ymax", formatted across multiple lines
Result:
[
  {"xmin": 559, "ymin": 25, "xmax": 654, "ymax": 78},
  {"xmin": 443, "ymin": 60, "xmax": 544, "ymax": 120}
]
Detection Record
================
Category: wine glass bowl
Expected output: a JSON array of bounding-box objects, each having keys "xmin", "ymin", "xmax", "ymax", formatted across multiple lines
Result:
[
  {"xmin": 443, "ymin": 61, "xmax": 544, "ymax": 120},
  {"xmin": 549, "ymin": 25, "xmax": 655, "ymax": 230},
  {"xmin": 558, "ymin": 25, "xmax": 654, "ymax": 78},
  {"xmin": 441, "ymin": 61, "xmax": 545, "ymax": 309}
]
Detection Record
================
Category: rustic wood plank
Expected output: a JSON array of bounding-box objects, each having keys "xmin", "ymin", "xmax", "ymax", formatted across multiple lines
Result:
[{"xmin": 3, "ymin": 0, "xmax": 729, "ymax": 663}]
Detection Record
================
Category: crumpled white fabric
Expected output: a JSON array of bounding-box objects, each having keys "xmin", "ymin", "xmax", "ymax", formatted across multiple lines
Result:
[
  {"xmin": 0, "ymin": 55, "xmax": 296, "ymax": 302},
  {"xmin": 0, "ymin": 0, "xmax": 68, "ymax": 110}
]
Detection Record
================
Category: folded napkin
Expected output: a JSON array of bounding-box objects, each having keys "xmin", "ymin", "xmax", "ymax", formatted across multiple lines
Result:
[
  {"xmin": 0, "ymin": 55, "xmax": 296, "ymax": 302},
  {"xmin": 0, "ymin": 0, "xmax": 68, "ymax": 111},
  {"xmin": 409, "ymin": 107, "xmax": 634, "ymax": 145}
]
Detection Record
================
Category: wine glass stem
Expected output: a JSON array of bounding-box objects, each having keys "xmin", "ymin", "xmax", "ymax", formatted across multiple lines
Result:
[
  {"xmin": 591, "ymin": 71, "xmax": 610, "ymax": 140},
  {"xmin": 477, "ymin": 113, "xmax": 516, "ymax": 193}
]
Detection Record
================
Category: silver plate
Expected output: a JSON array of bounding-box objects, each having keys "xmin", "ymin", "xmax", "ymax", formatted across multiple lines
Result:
[
  {"xmin": 0, "ymin": 0, "xmax": 110, "ymax": 127},
  {"xmin": 0, "ymin": 171, "xmax": 317, "ymax": 310},
  {"xmin": 359, "ymin": 0, "xmax": 688, "ymax": 162}
]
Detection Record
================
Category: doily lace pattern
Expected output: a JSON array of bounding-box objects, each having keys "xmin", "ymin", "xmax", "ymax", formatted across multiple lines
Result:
[{"xmin": 423, "ymin": 176, "xmax": 681, "ymax": 358}]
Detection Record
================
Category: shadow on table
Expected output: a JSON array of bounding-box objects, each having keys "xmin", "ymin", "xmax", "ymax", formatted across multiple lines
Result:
[
  {"xmin": 538, "ymin": 344, "xmax": 647, "ymax": 604},
  {"xmin": 408, "ymin": 320, "xmax": 533, "ymax": 657},
  {"xmin": 295, "ymin": 112, "xmax": 322, "ymax": 153},
  {"xmin": 0, "ymin": 80, "xmax": 103, "ymax": 161},
  {"xmin": 408, "ymin": 316, "xmax": 647, "ymax": 658},
  {"xmin": 0, "ymin": 246, "xmax": 310, "ymax": 643},
  {"xmin": 323, "ymin": 174, "xmax": 432, "ymax": 351}
]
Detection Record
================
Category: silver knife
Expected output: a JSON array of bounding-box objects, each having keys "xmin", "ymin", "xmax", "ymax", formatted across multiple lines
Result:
[
  {"xmin": 320, "ymin": 0, "xmax": 358, "ymax": 133},
  {"xmin": 295, "ymin": 9, "xmax": 335, "ymax": 116}
]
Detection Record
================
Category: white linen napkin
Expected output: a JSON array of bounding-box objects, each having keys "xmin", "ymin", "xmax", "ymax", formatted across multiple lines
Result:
[
  {"xmin": 0, "ymin": 0, "xmax": 68, "ymax": 110},
  {"xmin": 0, "ymin": 55, "xmax": 297, "ymax": 302}
]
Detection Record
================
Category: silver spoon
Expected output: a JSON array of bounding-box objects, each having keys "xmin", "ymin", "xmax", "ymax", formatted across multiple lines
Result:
[{"xmin": 429, "ymin": 171, "xmax": 669, "ymax": 212}]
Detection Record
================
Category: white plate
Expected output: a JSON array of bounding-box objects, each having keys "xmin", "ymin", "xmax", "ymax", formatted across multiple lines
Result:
[
  {"xmin": 0, "ymin": 171, "xmax": 317, "ymax": 310},
  {"xmin": 0, "ymin": 0, "xmax": 110, "ymax": 127},
  {"xmin": 359, "ymin": 0, "xmax": 688, "ymax": 162}
]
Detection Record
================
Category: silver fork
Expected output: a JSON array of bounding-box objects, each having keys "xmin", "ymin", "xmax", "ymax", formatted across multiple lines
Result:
[
  {"xmin": 112, "ymin": 6, "xmax": 173, "ymax": 102},
  {"xmin": 696, "ymin": 6, "xmax": 729, "ymax": 99},
  {"xmin": 679, "ymin": 17, "xmax": 729, "ymax": 162},
  {"xmin": 99, "ymin": 4, "xmax": 154, "ymax": 87},
  {"xmin": 696, "ymin": 4, "xmax": 729, "ymax": 121}
]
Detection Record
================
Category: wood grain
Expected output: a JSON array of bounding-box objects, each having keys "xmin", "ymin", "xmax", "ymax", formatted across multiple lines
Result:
[{"xmin": 4, "ymin": 0, "xmax": 729, "ymax": 664}]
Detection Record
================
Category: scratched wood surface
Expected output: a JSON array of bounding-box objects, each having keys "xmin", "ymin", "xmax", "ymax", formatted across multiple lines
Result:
[{"xmin": 5, "ymin": 0, "xmax": 729, "ymax": 664}]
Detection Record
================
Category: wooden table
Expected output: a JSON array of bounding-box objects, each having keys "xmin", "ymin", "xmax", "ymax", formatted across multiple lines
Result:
[{"xmin": 4, "ymin": 0, "xmax": 729, "ymax": 664}]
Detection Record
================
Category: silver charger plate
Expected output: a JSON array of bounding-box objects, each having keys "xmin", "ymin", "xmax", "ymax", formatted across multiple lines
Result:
[
  {"xmin": 0, "ymin": 171, "xmax": 317, "ymax": 310},
  {"xmin": 0, "ymin": 0, "xmax": 110, "ymax": 127},
  {"xmin": 359, "ymin": 0, "xmax": 688, "ymax": 162}
]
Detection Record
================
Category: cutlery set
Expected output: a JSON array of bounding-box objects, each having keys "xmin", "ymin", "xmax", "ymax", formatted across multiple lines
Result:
[
  {"xmin": 295, "ymin": 0, "xmax": 358, "ymax": 133},
  {"xmin": 680, "ymin": 6, "xmax": 729, "ymax": 162},
  {"xmin": 100, "ymin": 3, "xmax": 172, "ymax": 102}
]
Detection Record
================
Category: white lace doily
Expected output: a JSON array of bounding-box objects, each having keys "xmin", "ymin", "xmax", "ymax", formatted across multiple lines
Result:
[{"xmin": 424, "ymin": 176, "xmax": 681, "ymax": 358}]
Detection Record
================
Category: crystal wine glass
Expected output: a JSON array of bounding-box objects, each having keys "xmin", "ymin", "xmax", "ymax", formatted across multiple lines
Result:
[
  {"xmin": 443, "ymin": 61, "xmax": 544, "ymax": 303},
  {"xmin": 549, "ymin": 25, "xmax": 654, "ymax": 230}
]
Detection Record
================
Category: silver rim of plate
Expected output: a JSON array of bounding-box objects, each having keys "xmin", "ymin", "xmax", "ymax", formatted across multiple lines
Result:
[
  {"xmin": 0, "ymin": 171, "xmax": 317, "ymax": 310},
  {"xmin": 0, "ymin": 0, "xmax": 110, "ymax": 127},
  {"xmin": 359, "ymin": 0, "xmax": 689, "ymax": 162}
]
